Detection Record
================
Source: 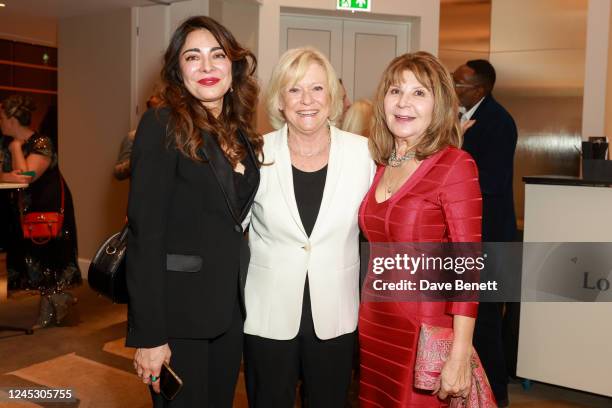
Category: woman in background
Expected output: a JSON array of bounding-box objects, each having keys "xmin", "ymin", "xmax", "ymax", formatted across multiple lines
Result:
[
  {"xmin": 341, "ymin": 98, "xmax": 373, "ymax": 137},
  {"xmin": 113, "ymin": 95, "xmax": 162, "ymax": 181},
  {"xmin": 0, "ymin": 95, "xmax": 81, "ymax": 328}
]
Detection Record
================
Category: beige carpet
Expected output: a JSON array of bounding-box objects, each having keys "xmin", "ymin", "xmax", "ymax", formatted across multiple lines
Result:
[{"xmin": 9, "ymin": 353, "xmax": 150, "ymax": 408}]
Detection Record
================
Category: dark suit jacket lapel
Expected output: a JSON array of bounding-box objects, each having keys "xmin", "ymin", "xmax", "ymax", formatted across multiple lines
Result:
[
  {"xmin": 470, "ymin": 94, "xmax": 492, "ymax": 123},
  {"xmin": 237, "ymin": 129, "xmax": 260, "ymax": 222},
  {"xmin": 464, "ymin": 95, "xmax": 492, "ymax": 144},
  {"xmin": 199, "ymin": 131, "xmax": 241, "ymax": 225}
]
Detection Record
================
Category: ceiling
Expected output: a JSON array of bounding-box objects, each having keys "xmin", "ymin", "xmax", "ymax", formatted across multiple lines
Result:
[{"xmin": 0, "ymin": 0, "xmax": 188, "ymax": 19}]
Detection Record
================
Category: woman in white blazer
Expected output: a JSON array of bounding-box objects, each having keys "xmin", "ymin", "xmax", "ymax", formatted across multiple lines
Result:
[{"xmin": 243, "ymin": 47, "xmax": 375, "ymax": 407}]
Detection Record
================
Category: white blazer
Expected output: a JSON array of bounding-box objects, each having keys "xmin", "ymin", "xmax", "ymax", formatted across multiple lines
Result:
[{"xmin": 244, "ymin": 124, "xmax": 376, "ymax": 340}]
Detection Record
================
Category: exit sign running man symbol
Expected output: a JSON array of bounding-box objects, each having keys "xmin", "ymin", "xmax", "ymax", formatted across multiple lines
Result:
[{"xmin": 338, "ymin": 0, "xmax": 371, "ymax": 12}]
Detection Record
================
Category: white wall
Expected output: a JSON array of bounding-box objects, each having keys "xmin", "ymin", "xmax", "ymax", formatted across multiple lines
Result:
[
  {"xmin": 584, "ymin": 0, "xmax": 612, "ymax": 139},
  {"xmin": 258, "ymin": 0, "xmax": 439, "ymax": 89},
  {"xmin": 58, "ymin": 9, "xmax": 133, "ymax": 266},
  {"xmin": 255, "ymin": 0, "xmax": 439, "ymax": 132},
  {"xmin": 169, "ymin": 0, "xmax": 210, "ymax": 32},
  {"xmin": 210, "ymin": 0, "xmax": 259, "ymax": 56}
]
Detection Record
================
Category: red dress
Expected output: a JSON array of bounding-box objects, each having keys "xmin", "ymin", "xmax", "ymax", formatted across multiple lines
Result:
[{"xmin": 358, "ymin": 146, "xmax": 482, "ymax": 407}]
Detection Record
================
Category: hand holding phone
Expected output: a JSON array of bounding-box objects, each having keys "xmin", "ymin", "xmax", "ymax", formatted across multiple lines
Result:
[{"xmin": 160, "ymin": 362, "xmax": 183, "ymax": 400}]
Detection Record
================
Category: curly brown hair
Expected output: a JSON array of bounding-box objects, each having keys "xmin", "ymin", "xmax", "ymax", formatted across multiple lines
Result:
[
  {"xmin": 160, "ymin": 16, "xmax": 262, "ymax": 167},
  {"xmin": 369, "ymin": 52, "xmax": 462, "ymax": 165}
]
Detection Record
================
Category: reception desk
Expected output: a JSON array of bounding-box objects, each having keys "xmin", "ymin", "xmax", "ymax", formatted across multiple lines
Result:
[{"xmin": 519, "ymin": 176, "xmax": 612, "ymax": 397}]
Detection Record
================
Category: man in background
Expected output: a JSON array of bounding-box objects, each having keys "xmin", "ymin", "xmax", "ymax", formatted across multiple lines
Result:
[{"xmin": 454, "ymin": 59, "xmax": 518, "ymax": 408}]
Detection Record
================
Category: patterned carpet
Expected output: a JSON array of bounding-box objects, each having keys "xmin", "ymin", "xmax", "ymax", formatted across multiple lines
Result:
[{"xmin": 0, "ymin": 285, "xmax": 610, "ymax": 407}]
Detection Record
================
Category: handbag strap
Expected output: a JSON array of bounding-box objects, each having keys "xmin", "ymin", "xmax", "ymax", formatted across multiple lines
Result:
[
  {"xmin": 59, "ymin": 174, "xmax": 65, "ymax": 214},
  {"xmin": 17, "ymin": 172, "xmax": 66, "ymax": 219}
]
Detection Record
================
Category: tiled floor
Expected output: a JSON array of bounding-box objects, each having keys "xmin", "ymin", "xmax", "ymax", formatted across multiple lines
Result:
[{"xmin": 0, "ymin": 285, "xmax": 610, "ymax": 407}]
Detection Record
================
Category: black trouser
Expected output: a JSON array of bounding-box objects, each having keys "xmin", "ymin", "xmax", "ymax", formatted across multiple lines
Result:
[
  {"xmin": 151, "ymin": 301, "xmax": 243, "ymax": 408},
  {"xmin": 473, "ymin": 302, "xmax": 508, "ymax": 404},
  {"xmin": 244, "ymin": 279, "xmax": 355, "ymax": 408}
]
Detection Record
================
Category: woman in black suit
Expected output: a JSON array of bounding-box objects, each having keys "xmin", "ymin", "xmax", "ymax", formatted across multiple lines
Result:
[{"xmin": 127, "ymin": 16, "xmax": 262, "ymax": 407}]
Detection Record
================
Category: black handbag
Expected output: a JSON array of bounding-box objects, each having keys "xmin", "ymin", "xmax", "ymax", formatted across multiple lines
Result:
[{"xmin": 88, "ymin": 224, "xmax": 129, "ymax": 304}]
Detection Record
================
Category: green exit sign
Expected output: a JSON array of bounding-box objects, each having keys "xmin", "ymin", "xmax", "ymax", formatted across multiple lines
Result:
[{"xmin": 337, "ymin": 0, "xmax": 371, "ymax": 12}]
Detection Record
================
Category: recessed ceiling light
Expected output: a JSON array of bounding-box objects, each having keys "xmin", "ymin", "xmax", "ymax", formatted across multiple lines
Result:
[{"xmin": 0, "ymin": 4, "xmax": 6, "ymax": 8}]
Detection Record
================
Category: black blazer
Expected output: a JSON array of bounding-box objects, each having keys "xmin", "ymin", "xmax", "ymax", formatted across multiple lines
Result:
[
  {"xmin": 125, "ymin": 108, "xmax": 259, "ymax": 348},
  {"xmin": 462, "ymin": 94, "xmax": 517, "ymax": 242}
]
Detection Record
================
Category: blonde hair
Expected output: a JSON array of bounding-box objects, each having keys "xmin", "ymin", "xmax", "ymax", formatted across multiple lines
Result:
[
  {"xmin": 341, "ymin": 99, "xmax": 373, "ymax": 137},
  {"xmin": 369, "ymin": 51, "xmax": 462, "ymax": 165},
  {"xmin": 265, "ymin": 47, "xmax": 343, "ymax": 129}
]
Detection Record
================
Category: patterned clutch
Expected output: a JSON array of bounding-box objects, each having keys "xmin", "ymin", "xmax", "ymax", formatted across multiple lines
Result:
[{"xmin": 414, "ymin": 323, "xmax": 497, "ymax": 408}]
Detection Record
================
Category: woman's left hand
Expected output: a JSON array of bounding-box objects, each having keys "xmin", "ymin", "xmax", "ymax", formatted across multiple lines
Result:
[{"xmin": 434, "ymin": 352, "xmax": 472, "ymax": 400}]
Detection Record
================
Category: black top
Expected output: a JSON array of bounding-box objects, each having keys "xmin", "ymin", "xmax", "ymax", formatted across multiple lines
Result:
[
  {"xmin": 233, "ymin": 151, "xmax": 258, "ymax": 216},
  {"xmin": 293, "ymin": 165, "xmax": 327, "ymax": 237},
  {"xmin": 20, "ymin": 133, "xmax": 62, "ymax": 212}
]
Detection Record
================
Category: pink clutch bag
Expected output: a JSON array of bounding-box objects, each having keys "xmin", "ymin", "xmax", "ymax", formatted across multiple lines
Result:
[{"xmin": 414, "ymin": 323, "xmax": 497, "ymax": 408}]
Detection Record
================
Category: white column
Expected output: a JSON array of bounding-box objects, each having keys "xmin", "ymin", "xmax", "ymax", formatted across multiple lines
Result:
[{"xmin": 583, "ymin": 0, "xmax": 611, "ymax": 139}]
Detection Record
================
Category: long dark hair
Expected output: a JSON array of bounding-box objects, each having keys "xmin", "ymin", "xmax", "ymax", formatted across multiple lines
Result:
[{"xmin": 160, "ymin": 16, "xmax": 262, "ymax": 167}]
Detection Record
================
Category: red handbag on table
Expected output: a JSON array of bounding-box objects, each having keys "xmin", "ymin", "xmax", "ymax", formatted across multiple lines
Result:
[
  {"xmin": 20, "ymin": 177, "xmax": 65, "ymax": 245},
  {"xmin": 414, "ymin": 323, "xmax": 497, "ymax": 408}
]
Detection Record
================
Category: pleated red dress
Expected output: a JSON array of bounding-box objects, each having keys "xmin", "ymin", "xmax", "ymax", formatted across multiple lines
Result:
[{"xmin": 358, "ymin": 146, "xmax": 482, "ymax": 407}]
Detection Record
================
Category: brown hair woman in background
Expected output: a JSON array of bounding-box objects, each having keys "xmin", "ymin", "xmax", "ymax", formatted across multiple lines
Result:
[
  {"xmin": 0, "ymin": 95, "xmax": 81, "ymax": 328},
  {"xmin": 127, "ymin": 16, "xmax": 262, "ymax": 407}
]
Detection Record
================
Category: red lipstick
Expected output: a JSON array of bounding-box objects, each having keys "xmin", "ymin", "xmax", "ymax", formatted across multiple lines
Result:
[{"xmin": 198, "ymin": 77, "xmax": 220, "ymax": 86}]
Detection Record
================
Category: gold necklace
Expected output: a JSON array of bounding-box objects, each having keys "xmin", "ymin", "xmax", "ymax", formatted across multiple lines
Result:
[
  {"xmin": 384, "ymin": 167, "xmax": 399, "ymax": 198},
  {"xmin": 384, "ymin": 159, "xmax": 414, "ymax": 198}
]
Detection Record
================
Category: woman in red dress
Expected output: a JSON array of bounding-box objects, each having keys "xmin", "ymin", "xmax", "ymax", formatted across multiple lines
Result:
[{"xmin": 358, "ymin": 52, "xmax": 482, "ymax": 407}]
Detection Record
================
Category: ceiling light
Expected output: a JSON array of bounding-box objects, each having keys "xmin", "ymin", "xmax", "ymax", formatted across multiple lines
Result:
[{"xmin": 0, "ymin": 4, "xmax": 6, "ymax": 7}]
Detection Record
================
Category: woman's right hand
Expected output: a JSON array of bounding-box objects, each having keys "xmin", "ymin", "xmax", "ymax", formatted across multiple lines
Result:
[
  {"xmin": 0, "ymin": 170, "xmax": 32, "ymax": 184},
  {"xmin": 134, "ymin": 343, "xmax": 171, "ymax": 394}
]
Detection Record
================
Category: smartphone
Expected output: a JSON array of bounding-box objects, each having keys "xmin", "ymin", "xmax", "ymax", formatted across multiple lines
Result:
[
  {"xmin": 19, "ymin": 171, "xmax": 36, "ymax": 177},
  {"xmin": 160, "ymin": 362, "xmax": 183, "ymax": 400}
]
